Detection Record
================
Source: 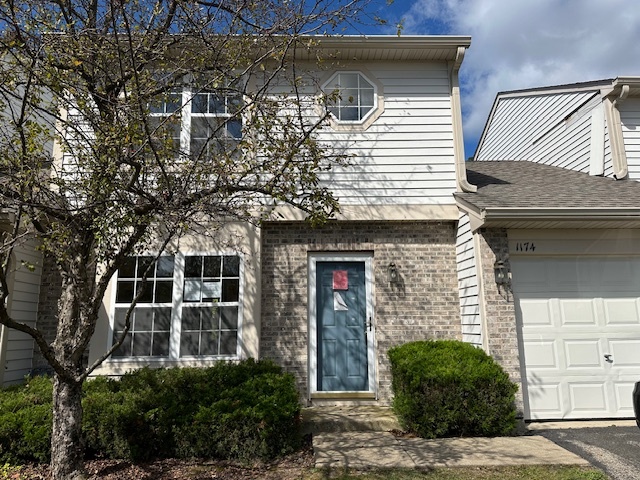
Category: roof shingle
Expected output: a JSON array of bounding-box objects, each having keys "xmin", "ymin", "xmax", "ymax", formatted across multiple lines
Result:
[{"xmin": 455, "ymin": 161, "xmax": 640, "ymax": 210}]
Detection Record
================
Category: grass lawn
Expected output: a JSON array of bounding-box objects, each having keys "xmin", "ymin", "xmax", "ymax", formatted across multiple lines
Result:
[
  {"xmin": 1, "ymin": 462, "xmax": 609, "ymax": 479},
  {"xmin": 306, "ymin": 466, "xmax": 609, "ymax": 480}
]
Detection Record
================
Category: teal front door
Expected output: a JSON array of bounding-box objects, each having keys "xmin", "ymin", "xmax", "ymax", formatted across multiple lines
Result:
[{"xmin": 317, "ymin": 261, "xmax": 368, "ymax": 391}]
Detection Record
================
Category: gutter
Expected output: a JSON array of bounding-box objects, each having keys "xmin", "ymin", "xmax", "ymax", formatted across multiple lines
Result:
[
  {"xmin": 456, "ymin": 197, "xmax": 640, "ymax": 231},
  {"xmin": 449, "ymin": 46, "xmax": 476, "ymax": 193},
  {"xmin": 309, "ymin": 35, "xmax": 472, "ymax": 49}
]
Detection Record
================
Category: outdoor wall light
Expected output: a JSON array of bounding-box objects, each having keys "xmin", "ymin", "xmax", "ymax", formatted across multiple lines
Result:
[
  {"xmin": 388, "ymin": 262, "xmax": 399, "ymax": 284},
  {"xmin": 493, "ymin": 260, "xmax": 509, "ymax": 287}
]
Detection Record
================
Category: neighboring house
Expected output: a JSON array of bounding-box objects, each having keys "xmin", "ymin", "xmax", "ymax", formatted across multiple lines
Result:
[
  {"xmin": 0, "ymin": 228, "xmax": 43, "ymax": 386},
  {"xmin": 456, "ymin": 78, "xmax": 640, "ymax": 420},
  {"xmin": 11, "ymin": 35, "xmax": 477, "ymax": 406},
  {"xmin": 0, "ymin": 86, "xmax": 54, "ymax": 386}
]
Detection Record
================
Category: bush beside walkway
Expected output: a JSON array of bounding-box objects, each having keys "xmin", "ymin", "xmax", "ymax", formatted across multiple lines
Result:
[{"xmin": 0, "ymin": 359, "xmax": 301, "ymax": 464}]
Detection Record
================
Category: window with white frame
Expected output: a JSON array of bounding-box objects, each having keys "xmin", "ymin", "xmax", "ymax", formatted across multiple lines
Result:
[
  {"xmin": 148, "ymin": 86, "xmax": 242, "ymax": 158},
  {"xmin": 323, "ymin": 72, "xmax": 376, "ymax": 123},
  {"xmin": 112, "ymin": 253, "xmax": 242, "ymax": 359}
]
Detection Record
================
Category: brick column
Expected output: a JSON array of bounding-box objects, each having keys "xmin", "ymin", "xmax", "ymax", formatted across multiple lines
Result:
[{"xmin": 477, "ymin": 228, "xmax": 524, "ymax": 415}]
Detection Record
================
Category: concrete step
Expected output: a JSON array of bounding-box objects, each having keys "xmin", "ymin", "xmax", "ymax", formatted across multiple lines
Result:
[{"xmin": 301, "ymin": 406, "xmax": 401, "ymax": 434}]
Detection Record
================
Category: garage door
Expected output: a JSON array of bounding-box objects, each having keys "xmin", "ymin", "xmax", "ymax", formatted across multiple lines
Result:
[{"xmin": 512, "ymin": 256, "xmax": 640, "ymax": 420}]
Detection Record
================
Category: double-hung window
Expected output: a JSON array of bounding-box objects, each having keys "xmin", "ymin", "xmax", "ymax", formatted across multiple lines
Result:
[
  {"xmin": 148, "ymin": 86, "xmax": 242, "ymax": 159},
  {"xmin": 189, "ymin": 90, "xmax": 242, "ymax": 158},
  {"xmin": 148, "ymin": 92, "xmax": 182, "ymax": 155},
  {"xmin": 112, "ymin": 253, "xmax": 242, "ymax": 359}
]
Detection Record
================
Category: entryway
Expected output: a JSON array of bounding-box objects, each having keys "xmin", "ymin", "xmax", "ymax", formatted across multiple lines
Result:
[{"xmin": 308, "ymin": 254, "xmax": 376, "ymax": 398}]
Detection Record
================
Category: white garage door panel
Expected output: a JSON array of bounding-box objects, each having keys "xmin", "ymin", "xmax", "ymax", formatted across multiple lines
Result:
[
  {"xmin": 615, "ymin": 383, "xmax": 635, "ymax": 412},
  {"xmin": 564, "ymin": 340, "xmax": 602, "ymax": 368},
  {"xmin": 568, "ymin": 382, "xmax": 608, "ymax": 413},
  {"xmin": 604, "ymin": 299, "xmax": 640, "ymax": 325},
  {"xmin": 513, "ymin": 256, "xmax": 640, "ymax": 420},
  {"xmin": 527, "ymin": 383, "xmax": 562, "ymax": 416}
]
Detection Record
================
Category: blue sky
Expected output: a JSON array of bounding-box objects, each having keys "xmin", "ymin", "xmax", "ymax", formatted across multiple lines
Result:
[{"xmin": 355, "ymin": 0, "xmax": 640, "ymax": 158}]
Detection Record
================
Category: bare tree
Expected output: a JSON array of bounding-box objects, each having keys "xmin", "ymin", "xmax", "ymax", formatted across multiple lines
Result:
[{"xmin": 0, "ymin": 0, "xmax": 378, "ymax": 478}]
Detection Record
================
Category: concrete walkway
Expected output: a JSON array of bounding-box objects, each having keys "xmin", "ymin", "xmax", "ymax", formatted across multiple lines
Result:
[{"xmin": 313, "ymin": 431, "xmax": 590, "ymax": 469}]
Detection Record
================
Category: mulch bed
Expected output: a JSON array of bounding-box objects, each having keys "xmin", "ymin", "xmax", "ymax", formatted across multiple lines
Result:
[{"xmin": 12, "ymin": 446, "xmax": 314, "ymax": 480}]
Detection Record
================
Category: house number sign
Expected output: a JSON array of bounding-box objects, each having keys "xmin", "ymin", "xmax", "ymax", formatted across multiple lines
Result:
[{"xmin": 514, "ymin": 242, "xmax": 536, "ymax": 252}]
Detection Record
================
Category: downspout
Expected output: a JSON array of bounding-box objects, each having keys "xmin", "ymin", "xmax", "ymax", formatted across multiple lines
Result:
[
  {"xmin": 473, "ymin": 231, "xmax": 490, "ymax": 353},
  {"xmin": 449, "ymin": 46, "xmax": 476, "ymax": 193},
  {"xmin": 603, "ymin": 84, "xmax": 630, "ymax": 180}
]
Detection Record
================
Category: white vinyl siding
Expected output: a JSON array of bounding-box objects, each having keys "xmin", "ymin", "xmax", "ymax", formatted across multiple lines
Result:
[
  {"xmin": 2, "ymin": 239, "xmax": 42, "ymax": 385},
  {"xmin": 476, "ymin": 91, "xmax": 602, "ymax": 174},
  {"xmin": 318, "ymin": 63, "xmax": 456, "ymax": 205},
  {"xmin": 619, "ymin": 98, "xmax": 640, "ymax": 180},
  {"xmin": 456, "ymin": 212, "xmax": 481, "ymax": 347}
]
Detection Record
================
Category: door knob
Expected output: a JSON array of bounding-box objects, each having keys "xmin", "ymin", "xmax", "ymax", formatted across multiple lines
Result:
[{"xmin": 604, "ymin": 354, "xmax": 613, "ymax": 362}]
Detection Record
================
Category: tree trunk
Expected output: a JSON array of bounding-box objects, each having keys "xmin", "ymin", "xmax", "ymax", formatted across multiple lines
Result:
[{"xmin": 50, "ymin": 374, "xmax": 86, "ymax": 480}]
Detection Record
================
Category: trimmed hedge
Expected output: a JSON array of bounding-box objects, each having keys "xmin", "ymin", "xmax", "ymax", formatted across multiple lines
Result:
[
  {"xmin": 0, "ymin": 359, "xmax": 301, "ymax": 463},
  {"xmin": 82, "ymin": 360, "xmax": 302, "ymax": 461},
  {"xmin": 388, "ymin": 340, "xmax": 518, "ymax": 438}
]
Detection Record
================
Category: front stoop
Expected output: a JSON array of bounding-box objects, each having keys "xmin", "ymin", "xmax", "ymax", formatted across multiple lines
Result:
[{"xmin": 301, "ymin": 406, "xmax": 401, "ymax": 434}]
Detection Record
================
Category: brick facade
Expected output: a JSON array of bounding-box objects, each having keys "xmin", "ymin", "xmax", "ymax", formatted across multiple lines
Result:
[
  {"xmin": 476, "ymin": 228, "xmax": 524, "ymax": 414},
  {"xmin": 260, "ymin": 220, "xmax": 461, "ymax": 404}
]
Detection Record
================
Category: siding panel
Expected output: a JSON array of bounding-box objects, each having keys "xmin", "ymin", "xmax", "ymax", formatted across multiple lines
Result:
[
  {"xmin": 317, "ymin": 62, "xmax": 457, "ymax": 205},
  {"xmin": 456, "ymin": 212, "xmax": 482, "ymax": 347},
  {"xmin": 476, "ymin": 91, "xmax": 601, "ymax": 174},
  {"xmin": 2, "ymin": 238, "xmax": 42, "ymax": 386}
]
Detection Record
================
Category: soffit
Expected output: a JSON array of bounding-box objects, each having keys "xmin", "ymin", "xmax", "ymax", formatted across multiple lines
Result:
[{"xmin": 293, "ymin": 35, "xmax": 472, "ymax": 62}]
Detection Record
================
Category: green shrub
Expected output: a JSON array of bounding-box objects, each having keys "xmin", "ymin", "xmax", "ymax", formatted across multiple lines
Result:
[
  {"xmin": 388, "ymin": 340, "xmax": 518, "ymax": 439},
  {"xmin": 174, "ymin": 371, "xmax": 301, "ymax": 460},
  {"xmin": 82, "ymin": 359, "xmax": 301, "ymax": 461},
  {"xmin": 0, "ymin": 360, "xmax": 301, "ymax": 463},
  {"xmin": 0, "ymin": 376, "xmax": 53, "ymax": 463}
]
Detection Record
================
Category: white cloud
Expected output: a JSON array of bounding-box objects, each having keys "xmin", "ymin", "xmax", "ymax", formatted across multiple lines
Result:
[{"xmin": 399, "ymin": 0, "xmax": 640, "ymax": 155}]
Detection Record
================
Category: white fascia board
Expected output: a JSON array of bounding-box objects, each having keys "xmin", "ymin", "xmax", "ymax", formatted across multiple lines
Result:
[
  {"xmin": 298, "ymin": 35, "xmax": 472, "ymax": 62},
  {"xmin": 455, "ymin": 199, "xmax": 640, "ymax": 232},
  {"xmin": 309, "ymin": 35, "xmax": 472, "ymax": 49},
  {"xmin": 484, "ymin": 207, "xmax": 640, "ymax": 221},
  {"xmin": 613, "ymin": 77, "xmax": 640, "ymax": 88}
]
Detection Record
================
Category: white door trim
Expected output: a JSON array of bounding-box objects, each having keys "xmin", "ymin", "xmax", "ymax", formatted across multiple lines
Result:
[{"xmin": 308, "ymin": 253, "xmax": 376, "ymax": 397}]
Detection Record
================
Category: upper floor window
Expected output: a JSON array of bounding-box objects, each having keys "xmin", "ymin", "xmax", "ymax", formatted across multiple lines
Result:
[
  {"xmin": 320, "ymin": 70, "xmax": 384, "ymax": 131},
  {"xmin": 112, "ymin": 253, "xmax": 242, "ymax": 359},
  {"xmin": 190, "ymin": 90, "xmax": 242, "ymax": 158},
  {"xmin": 148, "ymin": 86, "xmax": 242, "ymax": 158},
  {"xmin": 324, "ymin": 72, "xmax": 376, "ymax": 123}
]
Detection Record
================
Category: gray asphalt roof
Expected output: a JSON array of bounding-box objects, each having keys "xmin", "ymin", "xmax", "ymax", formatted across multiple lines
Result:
[{"xmin": 455, "ymin": 161, "xmax": 640, "ymax": 210}]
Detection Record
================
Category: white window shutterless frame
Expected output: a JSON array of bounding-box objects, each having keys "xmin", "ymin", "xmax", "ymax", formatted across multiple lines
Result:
[{"xmin": 108, "ymin": 252, "xmax": 244, "ymax": 362}]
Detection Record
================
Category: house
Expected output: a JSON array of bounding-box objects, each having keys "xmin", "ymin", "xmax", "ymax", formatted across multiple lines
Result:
[
  {"xmin": 456, "ymin": 78, "xmax": 640, "ymax": 420},
  {"xmin": 0, "ymin": 225, "xmax": 43, "ymax": 386},
  {"xmin": 0, "ymin": 83, "xmax": 54, "ymax": 386},
  {"xmin": 2, "ymin": 35, "xmax": 475, "ymax": 406},
  {"xmin": 5, "ymin": 37, "xmax": 640, "ymax": 424}
]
